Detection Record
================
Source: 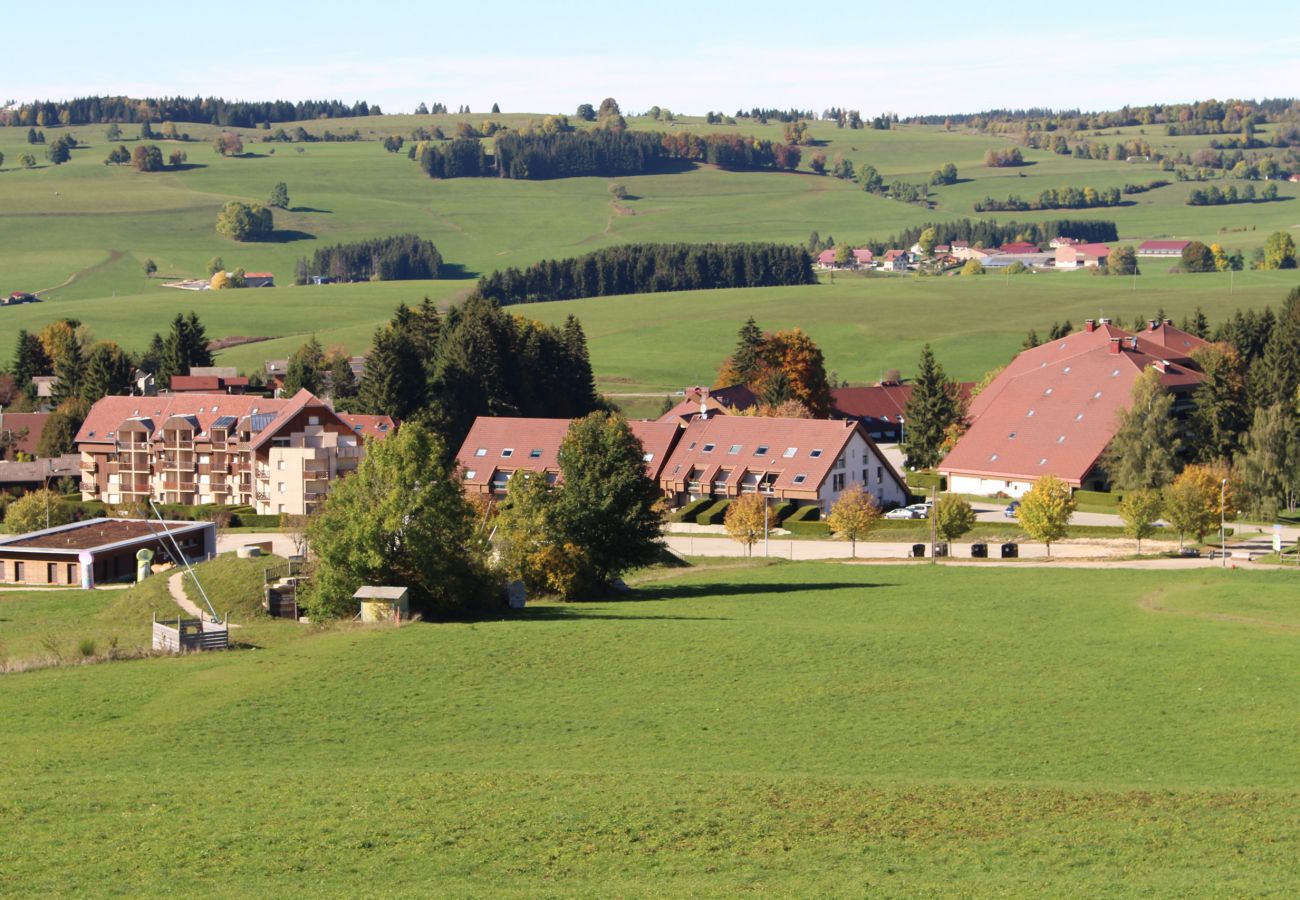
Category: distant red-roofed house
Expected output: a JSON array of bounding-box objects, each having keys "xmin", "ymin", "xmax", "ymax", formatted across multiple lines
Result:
[
  {"xmin": 1000, "ymin": 241, "xmax": 1039, "ymax": 254},
  {"xmin": 242, "ymin": 272, "xmax": 275, "ymax": 288},
  {"xmin": 74, "ymin": 390, "xmax": 390, "ymax": 514},
  {"xmin": 1137, "ymin": 240, "xmax": 1191, "ymax": 257},
  {"xmin": 853, "ymin": 248, "xmax": 873, "ymax": 266},
  {"xmin": 1049, "ymin": 236, "xmax": 1081, "ymax": 249},
  {"xmin": 816, "ymin": 249, "xmax": 837, "ymax": 268},
  {"xmin": 1055, "ymin": 243, "xmax": 1110, "ymax": 269},
  {"xmin": 938, "ymin": 318, "xmax": 1207, "ymax": 496},
  {"xmin": 169, "ymin": 375, "xmax": 250, "ymax": 394},
  {"xmin": 455, "ymin": 417, "xmax": 681, "ymax": 496},
  {"xmin": 816, "ymin": 248, "xmax": 873, "ymax": 269},
  {"xmin": 658, "ymin": 385, "xmax": 759, "ymax": 425},
  {"xmin": 882, "ymin": 249, "xmax": 911, "ymax": 271},
  {"xmin": 832, "ymin": 382, "xmax": 975, "ymax": 443}
]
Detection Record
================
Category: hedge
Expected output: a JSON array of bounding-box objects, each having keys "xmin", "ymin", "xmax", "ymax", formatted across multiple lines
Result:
[
  {"xmin": 672, "ymin": 497, "xmax": 714, "ymax": 523},
  {"xmin": 770, "ymin": 501, "xmax": 796, "ymax": 525},
  {"xmin": 1072, "ymin": 489, "xmax": 1125, "ymax": 509},
  {"xmin": 696, "ymin": 500, "xmax": 731, "ymax": 526},
  {"xmin": 906, "ymin": 472, "xmax": 945, "ymax": 496},
  {"xmin": 782, "ymin": 504, "xmax": 831, "ymax": 537}
]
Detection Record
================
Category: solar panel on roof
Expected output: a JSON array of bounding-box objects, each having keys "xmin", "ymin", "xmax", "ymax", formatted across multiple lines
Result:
[
  {"xmin": 249, "ymin": 412, "xmax": 277, "ymax": 432},
  {"xmin": 211, "ymin": 416, "xmax": 237, "ymax": 429}
]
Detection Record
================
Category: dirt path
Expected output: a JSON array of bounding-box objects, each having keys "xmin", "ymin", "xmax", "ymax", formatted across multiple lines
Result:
[
  {"xmin": 35, "ymin": 249, "xmax": 125, "ymax": 296},
  {"xmin": 167, "ymin": 569, "xmax": 239, "ymax": 626}
]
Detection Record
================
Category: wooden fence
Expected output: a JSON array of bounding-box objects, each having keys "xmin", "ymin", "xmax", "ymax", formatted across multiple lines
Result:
[{"xmin": 152, "ymin": 614, "xmax": 229, "ymax": 652}]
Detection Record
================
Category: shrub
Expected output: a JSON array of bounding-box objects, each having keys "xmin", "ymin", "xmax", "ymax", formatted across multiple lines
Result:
[
  {"xmin": 672, "ymin": 497, "xmax": 713, "ymax": 522},
  {"xmin": 696, "ymin": 500, "xmax": 730, "ymax": 525},
  {"xmin": 77, "ymin": 638, "xmax": 96, "ymax": 658}
]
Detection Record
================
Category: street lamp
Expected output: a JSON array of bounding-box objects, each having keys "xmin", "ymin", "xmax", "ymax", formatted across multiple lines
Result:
[{"xmin": 1220, "ymin": 478, "xmax": 1227, "ymax": 569}]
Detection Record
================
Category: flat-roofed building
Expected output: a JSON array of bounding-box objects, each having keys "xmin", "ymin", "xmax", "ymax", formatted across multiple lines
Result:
[{"xmin": 0, "ymin": 518, "xmax": 215, "ymax": 588}]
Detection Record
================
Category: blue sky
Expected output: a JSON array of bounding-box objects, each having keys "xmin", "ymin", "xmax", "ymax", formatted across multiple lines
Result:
[{"xmin": 11, "ymin": 1, "xmax": 1300, "ymax": 116}]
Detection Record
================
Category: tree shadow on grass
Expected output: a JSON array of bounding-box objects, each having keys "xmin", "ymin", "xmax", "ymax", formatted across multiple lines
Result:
[
  {"xmin": 169, "ymin": 163, "xmax": 208, "ymax": 172},
  {"xmin": 438, "ymin": 263, "xmax": 479, "ymax": 279},
  {"xmin": 290, "ymin": 206, "xmax": 331, "ymax": 214},
  {"xmin": 626, "ymin": 580, "xmax": 892, "ymax": 603},
  {"xmin": 263, "ymin": 229, "xmax": 316, "ymax": 243},
  {"xmin": 513, "ymin": 608, "xmax": 732, "ymax": 622}
]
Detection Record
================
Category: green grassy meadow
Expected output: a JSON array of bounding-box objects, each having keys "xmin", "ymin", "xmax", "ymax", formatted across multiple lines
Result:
[
  {"xmin": 2, "ymin": 114, "xmax": 1297, "ymax": 388},
  {"xmin": 2, "ymin": 561, "xmax": 1300, "ymax": 895}
]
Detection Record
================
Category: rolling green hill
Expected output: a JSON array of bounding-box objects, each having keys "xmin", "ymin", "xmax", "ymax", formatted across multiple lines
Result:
[
  {"xmin": 2, "ymin": 113, "xmax": 1297, "ymax": 386},
  {"xmin": 3, "ymin": 561, "xmax": 1300, "ymax": 894}
]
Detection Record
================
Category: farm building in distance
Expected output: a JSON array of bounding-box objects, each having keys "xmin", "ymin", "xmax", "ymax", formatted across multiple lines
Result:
[
  {"xmin": 1055, "ymin": 243, "xmax": 1111, "ymax": 269},
  {"xmin": 0, "ymin": 518, "xmax": 215, "ymax": 588},
  {"xmin": 456, "ymin": 417, "xmax": 680, "ymax": 496},
  {"xmin": 1137, "ymin": 240, "xmax": 1192, "ymax": 256},
  {"xmin": 938, "ymin": 319, "xmax": 1207, "ymax": 497},
  {"xmin": 75, "ymin": 389, "xmax": 394, "ymax": 515}
]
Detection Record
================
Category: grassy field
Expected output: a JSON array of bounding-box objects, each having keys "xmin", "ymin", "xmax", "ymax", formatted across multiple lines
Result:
[
  {"xmin": 2, "ymin": 113, "xmax": 1297, "ymax": 386},
  {"xmin": 2, "ymin": 560, "xmax": 1300, "ymax": 894}
]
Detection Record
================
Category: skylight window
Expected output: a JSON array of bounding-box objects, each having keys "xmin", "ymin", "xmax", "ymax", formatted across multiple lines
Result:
[
  {"xmin": 1008, "ymin": 432, "xmax": 1016, "ymax": 439},
  {"xmin": 1057, "ymin": 436, "xmax": 1066, "ymax": 443},
  {"xmin": 501, "ymin": 448, "xmax": 514, "ymax": 458},
  {"xmin": 783, "ymin": 447, "xmax": 798, "ymax": 458},
  {"xmin": 1093, "ymin": 391, "xmax": 1103, "ymax": 399},
  {"xmin": 754, "ymin": 445, "xmax": 769, "ymax": 456},
  {"xmin": 1111, "ymin": 369, "xmax": 1120, "ymax": 376},
  {"xmin": 990, "ymin": 454, "xmax": 998, "ymax": 462},
  {"xmin": 792, "ymin": 474, "xmax": 807, "ymax": 485},
  {"xmin": 688, "ymin": 442, "xmax": 696, "ymax": 450},
  {"xmin": 529, "ymin": 449, "xmax": 543, "ymax": 458},
  {"xmin": 1044, "ymin": 388, "xmax": 1054, "ymax": 396},
  {"xmin": 810, "ymin": 449, "xmax": 823, "ymax": 458},
  {"xmin": 643, "ymin": 452, "xmax": 653, "ymax": 462},
  {"xmin": 702, "ymin": 443, "xmax": 715, "ymax": 453},
  {"xmin": 464, "ymin": 470, "xmax": 477, "ymax": 479},
  {"xmin": 1026, "ymin": 409, "xmax": 1036, "ymax": 417},
  {"xmin": 1039, "ymin": 458, "xmax": 1048, "ymax": 465},
  {"xmin": 474, "ymin": 448, "xmax": 487, "ymax": 457},
  {"xmin": 1062, "ymin": 367, "xmax": 1071, "ymax": 374},
  {"xmin": 728, "ymin": 444, "xmax": 741, "ymax": 455},
  {"xmin": 1075, "ymin": 413, "xmax": 1084, "ymax": 421},
  {"xmin": 1058, "ymin": 342, "xmax": 1067, "ymax": 350}
]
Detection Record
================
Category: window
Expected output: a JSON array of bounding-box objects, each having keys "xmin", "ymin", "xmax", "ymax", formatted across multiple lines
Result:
[
  {"xmin": 1057, "ymin": 435, "xmax": 1066, "ymax": 443},
  {"xmin": 529, "ymin": 449, "xmax": 543, "ymax": 459},
  {"xmin": 474, "ymin": 448, "xmax": 487, "ymax": 457},
  {"xmin": 862, "ymin": 469, "xmax": 868, "ymax": 483},
  {"xmin": 1039, "ymin": 458, "xmax": 1048, "ymax": 465},
  {"xmin": 277, "ymin": 460, "xmax": 286, "ymax": 470},
  {"xmin": 1075, "ymin": 413, "xmax": 1084, "ymax": 421},
  {"xmin": 1093, "ymin": 391, "xmax": 1102, "ymax": 399},
  {"xmin": 792, "ymin": 474, "xmax": 807, "ymax": 485},
  {"xmin": 308, "ymin": 416, "xmax": 320, "ymax": 426},
  {"xmin": 643, "ymin": 452, "xmax": 653, "ymax": 462},
  {"xmin": 1008, "ymin": 432, "xmax": 1016, "ymax": 439},
  {"xmin": 810, "ymin": 449, "xmax": 823, "ymax": 458},
  {"xmin": 688, "ymin": 442, "xmax": 696, "ymax": 450},
  {"xmin": 1111, "ymin": 369, "xmax": 1121, "ymax": 377},
  {"xmin": 702, "ymin": 443, "xmax": 715, "ymax": 453},
  {"xmin": 1044, "ymin": 388, "xmax": 1054, "ymax": 396},
  {"xmin": 728, "ymin": 444, "xmax": 741, "ymax": 455},
  {"xmin": 1026, "ymin": 409, "xmax": 1035, "ymax": 417},
  {"xmin": 990, "ymin": 454, "xmax": 999, "ymax": 462},
  {"xmin": 1063, "ymin": 366, "xmax": 1071, "ymax": 374},
  {"xmin": 876, "ymin": 466, "xmax": 882, "ymax": 484},
  {"xmin": 832, "ymin": 473, "xmax": 845, "ymax": 491},
  {"xmin": 464, "ymin": 469, "xmax": 477, "ymax": 480},
  {"xmin": 278, "ymin": 504, "xmax": 285, "ymax": 514},
  {"xmin": 14, "ymin": 561, "xmax": 25, "ymax": 581},
  {"xmin": 783, "ymin": 447, "xmax": 798, "ymax": 458},
  {"xmin": 501, "ymin": 448, "xmax": 514, "ymax": 458},
  {"xmin": 278, "ymin": 483, "xmax": 286, "ymax": 492},
  {"xmin": 754, "ymin": 445, "xmax": 769, "ymax": 456},
  {"xmin": 48, "ymin": 563, "xmax": 58, "ymax": 584}
]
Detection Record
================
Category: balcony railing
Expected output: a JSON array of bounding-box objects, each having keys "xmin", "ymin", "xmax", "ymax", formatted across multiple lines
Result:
[
  {"xmin": 255, "ymin": 490, "xmax": 269, "ymax": 502},
  {"xmin": 79, "ymin": 459, "xmax": 96, "ymax": 472},
  {"xmin": 79, "ymin": 481, "xmax": 98, "ymax": 493}
]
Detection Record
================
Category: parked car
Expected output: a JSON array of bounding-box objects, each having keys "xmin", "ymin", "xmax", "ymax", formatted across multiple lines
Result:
[
  {"xmin": 905, "ymin": 503, "xmax": 930, "ymax": 518},
  {"xmin": 1178, "ymin": 547, "xmax": 1201, "ymax": 558},
  {"xmin": 885, "ymin": 507, "xmax": 918, "ymax": 520},
  {"xmin": 1003, "ymin": 501, "xmax": 1020, "ymax": 518}
]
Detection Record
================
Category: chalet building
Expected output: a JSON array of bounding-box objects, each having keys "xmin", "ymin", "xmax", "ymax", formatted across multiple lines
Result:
[
  {"xmin": 659, "ymin": 415, "xmax": 907, "ymax": 513},
  {"xmin": 74, "ymin": 390, "xmax": 394, "ymax": 515},
  {"xmin": 1137, "ymin": 240, "xmax": 1192, "ymax": 257},
  {"xmin": 1055, "ymin": 242, "xmax": 1110, "ymax": 269},
  {"xmin": 455, "ymin": 416, "xmax": 680, "ymax": 495},
  {"xmin": 938, "ymin": 319, "xmax": 1207, "ymax": 497},
  {"xmin": 0, "ymin": 518, "xmax": 215, "ymax": 588},
  {"xmin": 658, "ymin": 385, "xmax": 759, "ymax": 425}
]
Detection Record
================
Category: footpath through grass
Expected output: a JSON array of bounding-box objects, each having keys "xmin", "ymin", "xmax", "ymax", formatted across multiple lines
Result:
[{"xmin": 2, "ymin": 561, "xmax": 1300, "ymax": 894}]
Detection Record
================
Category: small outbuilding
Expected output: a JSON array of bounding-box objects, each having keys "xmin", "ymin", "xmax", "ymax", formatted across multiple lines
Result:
[
  {"xmin": 355, "ymin": 585, "xmax": 410, "ymax": 622},
  {"xmin": 0, "ymin": 518, "xmax": 216, "ymax": 588}
]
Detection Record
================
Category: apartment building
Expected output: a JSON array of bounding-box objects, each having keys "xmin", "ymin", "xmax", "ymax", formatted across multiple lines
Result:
[{"xmin": 75, "ymin": 389, "xmax": 394, "ymax": 516}]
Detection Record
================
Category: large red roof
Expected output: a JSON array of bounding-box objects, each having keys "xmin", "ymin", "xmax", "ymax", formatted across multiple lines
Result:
[
  {"xmin": 941, "ymin": 322, "xmax": 1207, "ymax": 486},
  {"xmin": 0, "ymin": 412, "xmax": 49, "ymax": 457},
  {"xmin": 833, "ymin": 382, "xmax": 975, "ymax": 425},
  {"xmin": 455, "ymin": 417, "xmax": 681, "ymax": 489}
]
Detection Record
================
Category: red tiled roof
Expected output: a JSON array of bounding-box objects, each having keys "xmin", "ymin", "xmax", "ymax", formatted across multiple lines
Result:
[
  {"xmin": 659, "ymin": 415, "xmax": 905, "ymax": 499},
  {"xmin": 853, "ymin": 248, "xmax": 874, "ymax": 263},
  {"xmin": 0, "ymin": 412, "xmax": 49, "ymax": 457},
  {"xmin": 941, "ymin": 324, "xmax": 1206, "ymax": 486},
  {"xmin": 243, "ymin": 272, "xmax": 274, "ymax": 278},
  {"xmin": 339, "ymin": 413, "xmax": 397, "ymax": 441},
  {"xmin": 169, "ymin": 376, "xmax": 222, "ymax": 392},
  {"xmin": 659, "ymin": 385, "xmax": 758, "ymax": 424},
  {"xmin": 1000, "ymin": 241, "xmax": 1039, "ymax": 254},
  {"xmin": 455, "ymin": 417, "xmax": 681, "ymax": 489},
  {"xmin": 1075, "ymin": 243, "xmax": 1111, "ymax": 258},
  {"xmin": 833, "ymin": 382, "xmax": 974, "ymax": 425},
  {"xmin": 816, "ymin": 249, "xmax": 836, "ymax": 264},
  {"xmin": 75, "ymin": 393, "xmax": 292, "ymax": 445}
]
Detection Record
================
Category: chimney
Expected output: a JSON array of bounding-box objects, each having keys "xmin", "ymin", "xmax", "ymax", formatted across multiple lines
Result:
[
  {"xmin": 1084, "ymin": 319, "xmax": 1096, "ymax": 333},
  {"xmin": 1128, "ymin": 336, "xmax": 1140, "ymax": 350},
  {"xmin": 1109, "ymin": 337, "xmax": 1122, "ymax": 354},
  {"xmin": 1099, "ymin": 317, "xmax": 1112, "ymax": 326},
  {"xmin": 1163, "ymin": 318, "xmax": 1173, "ymax": 326}
]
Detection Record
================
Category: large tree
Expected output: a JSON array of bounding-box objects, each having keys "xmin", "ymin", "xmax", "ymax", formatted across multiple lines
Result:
[
  {"xmin": 1181, "ymin": 241, "xmax": 1215, "ymax": 273},
  {"xmin": 303, "ymin": 421, "xmax": 494, "ymax": 619},
  {"xmin": 1163, "ymin": 463, "xmax": 1236, "ymax": 548},
  {"xmin": 37, "ymin": 398, "xmax": 91, "ymax": 458},
  {"xmin": 553, "ymin": 412, "xmax": 663, "ymax": 595},
  {"xmin": 902, "ymin": 344, "xmax": 961, "ymax": 470},
  {"xmin": 1237, "ymin": 403, "xmax": 1299, "ymax": 518},
  {"xmin": 4, "ymin": 489, "xmax": 74, "ymax": 534},
  {"xmin": 215, "ymin": 201, "xmax": 273, "ymax": 241},
  {"xmin": 282, "ymin": 337, "xmax": 324, "ymax": 396},
  {"xmin": 82, "ymin": 342, "xmax": 132, "ymax": 403},
  {"xmin": 1118, "ymin": 489, "xmax": 1164, "ymax": 554},
  {"xmin": 1252, "ymin": 288, "xmax": 1300, "ymax": 411},
  {"xmin": 1103, "ymin": 368, "xmax": 1182, "ymax": 490},
  {"xmin": 1262, "ymin": 231, "xmax": 1297, "ymax": 270},
  {"xmin": 1189, "ymin": 344, "xmax": 1249, "ymax": 462}
]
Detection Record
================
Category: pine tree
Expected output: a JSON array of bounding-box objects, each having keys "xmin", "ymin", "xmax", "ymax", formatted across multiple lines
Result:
[
  {"xmin": 1189, "ymin": 344, "xmax": 1248, "ymax": 462},
  {"xmin": 1251, "ymin": 287, "xmax": 1300, "ymax": 411},
  {"xmin": 1103, "ymin": 368, "xmax": 1182, "ymax": 490},
  {"xmin": 1238, "ymin": 403, "xmax": 1299, "ymax": 517},
  {"xmin": 82, "ymin": 342, "xmax": 132, "ymax": 403},
  {"xmin": 50, "ymin": 337, "xmax": 86, "ymax": 405},
  {"xmin": 138, "ymin": 333, "xmax": 165, "ymax": 377},
  {"xmin": 902, "ymin": 344, "xmax": 960, "ymax": 469},
  {"xmin": 326, "ymin": 354, "xmax": 359, "ymax": 405},
  {"xmin": 357, "ymin": 326, "xmax": 425, "ymax": 420},
  {"xmin": 729, "ymin": 317, "xmax": 765, "ymax": 386},
  {"xmin": 12, "ymin": 329, "xmax": 51, "ymax": 389},
  {"xmin": 158, "ymin": 314, "xmax": 188, "ymax": 388},
  {"xmin": 282, "ymin": 337, "xmax": 324, "ymax": 395},
  {"xmin": 185, "ymin": 312, "xmax": 213, "ymax": 368},
  {"xmin": 561, "ymin": 315, "xmax": 598, "ymax": 414}
]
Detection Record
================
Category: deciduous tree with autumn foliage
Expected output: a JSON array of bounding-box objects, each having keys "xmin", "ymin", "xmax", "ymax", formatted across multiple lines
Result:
[{"xmin": 715, "ymin": 319, "xmax": 832, "ymax": 417}]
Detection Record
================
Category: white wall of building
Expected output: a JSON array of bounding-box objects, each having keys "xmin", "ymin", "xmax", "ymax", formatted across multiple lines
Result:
[
  {"xmin": 816, "ymin": 433, "xmax": 909, "ymax": 512},
  {"xmin": 947, "ymin": 473, "xmax": 1036, "ymax": 498}
]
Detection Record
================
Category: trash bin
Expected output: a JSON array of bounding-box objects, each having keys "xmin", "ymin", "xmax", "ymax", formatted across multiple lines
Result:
[
  {"xmin": 935, "ymin": 542, "xmax": 948, "ymax": 558},
  {"xmin": 1001, "ymin": 542, "xmax": 1018, "ymax": 559},
  {"xmin": 912, "ymin": 543, "xmax": 926, "ymax": 558},
  {"xmin": 971, "ymin": 542, "xmax": 988, "ymax": 558}
]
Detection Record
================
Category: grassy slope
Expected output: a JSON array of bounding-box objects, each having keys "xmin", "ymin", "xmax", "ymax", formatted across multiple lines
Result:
[
  {"xmin": 1, "ymin": 115, "xmax": 1297, "ymax": 382},
  {"xmin": 3, "ymin": 562, "xmax": 1300, "ymax": 894}
]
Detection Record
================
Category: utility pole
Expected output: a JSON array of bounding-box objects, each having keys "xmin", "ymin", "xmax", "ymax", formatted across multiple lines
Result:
[
  {"xmin": 764, "ymin": 494, "xmax": 770, "ymax": 558},
  {"xmin": 1220, "ymin": 478, "xmax": 1228, "ymax": 569}
]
